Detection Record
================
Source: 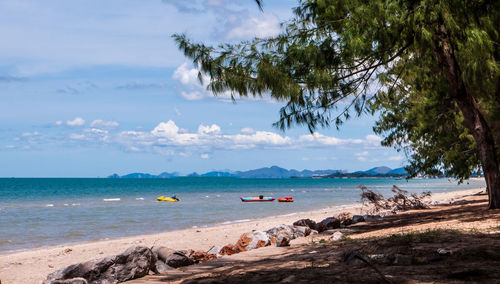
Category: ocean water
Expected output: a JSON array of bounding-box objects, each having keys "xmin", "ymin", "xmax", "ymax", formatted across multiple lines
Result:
[{"xmin": 0, "ymin": 177, "xmax": 485, "ymax": 253}]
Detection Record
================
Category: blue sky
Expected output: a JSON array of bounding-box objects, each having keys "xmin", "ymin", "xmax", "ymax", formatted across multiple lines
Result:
[{"xmin": 0, "ymin": 0, "xmax": 405, "ymax": 177}]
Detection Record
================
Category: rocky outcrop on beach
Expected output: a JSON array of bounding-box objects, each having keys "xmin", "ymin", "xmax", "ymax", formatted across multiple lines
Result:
[
  {"xmin": 45, "ymin": 211, "xmax": 383, "ymax": 283},
  {"xmin": 46, "ymin": 246, "xmax": 155, "ymax": 284}
]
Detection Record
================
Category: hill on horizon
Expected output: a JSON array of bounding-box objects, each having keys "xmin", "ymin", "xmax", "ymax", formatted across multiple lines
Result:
[{"xmin": 108, "ymin": 165, "xmax": 407, "ymax": 179}]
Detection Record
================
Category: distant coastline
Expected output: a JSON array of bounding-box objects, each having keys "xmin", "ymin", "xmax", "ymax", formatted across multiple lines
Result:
[{"xmin": 108, "ymin": 165, "xmax": 408, "ymax": 179}]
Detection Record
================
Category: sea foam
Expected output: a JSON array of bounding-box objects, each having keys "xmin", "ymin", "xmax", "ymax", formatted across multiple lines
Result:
[{"xmin": 103, "ymin": 198, "xmax": 120, "ymax": 202}]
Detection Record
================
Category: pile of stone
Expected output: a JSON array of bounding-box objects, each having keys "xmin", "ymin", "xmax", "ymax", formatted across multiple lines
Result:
[{"xmin": 44, "ymin": 212, "xmax": 383, "ymax": 283}]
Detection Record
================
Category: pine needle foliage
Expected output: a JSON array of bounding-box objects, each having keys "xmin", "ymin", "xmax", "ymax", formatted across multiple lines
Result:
[{"xmin": 173, "ymin": 0, "xmax": 499, "ymax": 184}]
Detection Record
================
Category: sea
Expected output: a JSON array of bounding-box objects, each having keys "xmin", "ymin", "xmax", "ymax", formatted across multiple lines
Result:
[{"xmin": 0, "ymin": 177, "xmax": 485, "ymax": 253}]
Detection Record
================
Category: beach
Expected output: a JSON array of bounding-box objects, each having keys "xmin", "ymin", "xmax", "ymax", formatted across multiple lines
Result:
[{"xmin": 0, "ymin": 187, "xmax": 482, "ymax": 284}]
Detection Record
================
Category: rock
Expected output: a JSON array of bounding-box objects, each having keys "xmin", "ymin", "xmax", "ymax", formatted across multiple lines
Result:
[
  {"xmin": 309, "ymin": 229, "xmax": 319, "ymax": 235},
  {"xmin": 330, "ymin": 231, "xmax": 344, "ymax": 241},
  {"xmin": 362, "ymin": 214, "xmax": 382, "ymax": 222},
  {"xmin": 451, "ymin": 200, "xmax": 467, "ymax": 205},
  {"xmin": 165, "ymin": 252, "xmax": 194, "ymax": 268},
  {"xmin": 351, "ymin": 215, "xmax": 365, "ymax": 224},
  {"xmin": 189, "ymin": 250, "xmax": 217, "ymax": 263},
  {"xmin": 292, "ymin": 219, "xmax": 317, "ymax": 230},
  {"xmin": 50, "ymin": 279, "xmax": 88, "ymax": 284},
  {"xmin": 153, "ymin": 260, "xmax": 171, "ymax": 275},
  {"xmin": 292, "ymin": 226, "xmax": 311, "ymax": 237},
  {"xmin": 338, "ymin": 212, "xmax": 353, "ymax": 226},
  {"xmin": 265, "ymin": 225, "xmax": 295, "ymax": 246},
  {"xmin": 235, "ymin": 231, "xmax": 270, "ymax": 252},
  {"xmin": 275, "ymin": 231, "xmax": 292, "ymax": 247},
  {"xmin": 46, "ymin": 246, "xmax": 155, "ymax": 284},
  {"xmin": 367, "ymin": 254, "xmax": 390, "ymax": 264},
  {"xmin": 317, "ymin": 217, "xmax": 340, "ymax": 232},
  {"xmin": 206, "ymin": 246, "xmax": 222, "ymax": 257},
  {"xmin": 152, "ymin": 246, "xmax": 175, "ymax": 263},
  {"xmin": 219, "ymin": 244, "xmax": 238, "ymax": 256},
  {"xmin": 437, "ymin": 248, "xmax": 453, "ymax": 255},
  {"xmin": 393, "ymin": 254, "xmax": 413, "ymax": 265}
]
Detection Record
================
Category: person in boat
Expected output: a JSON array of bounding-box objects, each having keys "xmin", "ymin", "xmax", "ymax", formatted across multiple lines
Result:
[
  {"xmin": 171, "ymin": 194, "xmax": 179, "ymax": 201},
  {"xmin": 259, "ymin": 195, "xmax": 264, "ymax": 199}
]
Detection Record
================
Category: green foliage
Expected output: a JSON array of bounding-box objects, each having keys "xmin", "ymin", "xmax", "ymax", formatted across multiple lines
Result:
[{"xmin": 174, "ymin": 0, "xmax": 499, "ymax": 180}]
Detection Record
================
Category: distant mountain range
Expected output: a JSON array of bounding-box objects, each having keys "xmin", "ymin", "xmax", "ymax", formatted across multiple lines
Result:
[{"xmin": 108, "ymin": 166, "xmax": 407, "ymax": 179}]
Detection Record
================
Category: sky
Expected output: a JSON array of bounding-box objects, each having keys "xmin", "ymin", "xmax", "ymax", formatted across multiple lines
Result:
[{"xmin": 0, "ymin": 0, "xmax": 406, "ymax": 177}]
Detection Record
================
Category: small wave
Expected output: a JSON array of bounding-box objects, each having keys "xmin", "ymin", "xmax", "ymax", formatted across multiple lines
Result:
[
  {"xmin": 103, "ymin": 198, "xmax": 120, "ymax": 202},
  {"xmin": 135, "ymin": 198, "xmax": 144, "ymax": 200},
  {"xmin": 45, "ymin": 204, "xmax": 54, "ymax": 207},
  {"xmin": 71, "ymin": 203, "xmax": 80, "ymax": 206},
  {"xmin": 221, "ymin": 219, "xmax": 251, "ymax": 225}
]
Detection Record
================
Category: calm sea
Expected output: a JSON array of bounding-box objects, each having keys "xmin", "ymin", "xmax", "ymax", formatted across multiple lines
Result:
[{"xmin": 0, "ymin": 177, "xmax": 485, "ymax": 253}]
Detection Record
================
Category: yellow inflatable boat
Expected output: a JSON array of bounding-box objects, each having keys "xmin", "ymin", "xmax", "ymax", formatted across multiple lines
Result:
[{"xmin": 157, "ymin": 196, "xmax": 179, "ymax": 202}]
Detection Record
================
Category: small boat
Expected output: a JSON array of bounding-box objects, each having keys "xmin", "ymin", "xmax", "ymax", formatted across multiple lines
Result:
[
  {"xmin": 278, "ymin": 196, "xmax": 294, "ymax": 202},
  {"xmin": 240, "ymin": 196, "xmax": 275, "ymax": 202},
  {"xmin": 157, "ymin": 196, "xmax": 179, "ymax": 202}
]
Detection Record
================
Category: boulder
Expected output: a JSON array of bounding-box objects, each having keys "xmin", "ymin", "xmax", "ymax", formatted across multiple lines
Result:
[
  {"xmin": 292, "ymin": 226, "xmax": 311, "ymax": 238},
  {"xmin": 46, "ymin": 246, "xmax": 155, "ymax": 284},
  {"xmin": 206, "ymin": 246, "xmax": 222, "ymax": 257},
  {"xmin": 316, "ymin": 217, "xmax": 340, "ymax": 232},
  {"xmin": 362, "ymin": 214, "xmax": 382, "ymax": 222},
  {"xmin": 351, "ymin": 215, "xmax": 365, "ymax": 224},
  {"xmin": 153, "ymin": 260, "xmax": 171, "ymax": 275},
  {"xmin": 152, "ymin": 246, "xmax": 175, "ymax": 263},
  {"xmin": 219, "ymin": 244, "xmax": 238, "ymax": 256},
  {"xmin": 235, "ymin": 231, "xmax": 270, "ymax": 252},
  {"xmin": 165, "ymin": 252, "xmax": 194, "ymax": 268},
  {"xmin": 266, "ymin": 225, "xmax": 293, "ymax": 247},
  {"xmin": 275, "ymin": 230, "xmax": 292, "ymax": 247},
  {"xmin": 50, "ymin": 279, "xmax": 88, "ymax": 284},
  {"xmin": 330, "ymin": 231, "xmax": 344, "ymax": 241},
  {"xmin": 309, "ymin": 229, "xmax": 319, "ymax": 235},
  {"xmin": 337, "ymin": 212, "xmax": 353, "ymax": 226},
  {"xmin": 292, "ymin": 219, "xmax": 317, "ymax": 230},
  {"xmin": 189, "ymin": 250, "xmax": 217, "ymax": 263}
]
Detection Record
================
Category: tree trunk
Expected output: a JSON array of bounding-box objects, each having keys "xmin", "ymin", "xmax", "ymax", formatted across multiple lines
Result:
[{"xmin": 433, "ymin": 24, "xmax": 500, "ymax": 209}]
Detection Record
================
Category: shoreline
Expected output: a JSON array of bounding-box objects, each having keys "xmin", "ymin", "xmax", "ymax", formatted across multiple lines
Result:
[{"xmin": 0, "ymin": 187, "xmax": 483, "ymax": 284}]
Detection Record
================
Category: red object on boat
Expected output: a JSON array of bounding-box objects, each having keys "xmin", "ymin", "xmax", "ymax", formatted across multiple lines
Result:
[{"xmin": 278, "ymin": 196, "xmax": 294, "ymax": 202}]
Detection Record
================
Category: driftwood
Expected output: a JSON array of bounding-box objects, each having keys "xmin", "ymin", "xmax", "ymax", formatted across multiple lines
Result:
[{"xmin": 359, "ymin": 185, "xmax": 431, "ymax": 214}]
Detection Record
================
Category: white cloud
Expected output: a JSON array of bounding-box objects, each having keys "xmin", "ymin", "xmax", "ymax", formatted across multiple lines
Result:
[
  {"xmin": 355, "ymin": 151, "xmax": 369, "ymax": 162},
  {"xmin": 198, "ymin": 124, "xmax": 221, "ymax": 135},
  {"xmin": 389, "ymin": 155, "xmax": 404, "ymax": 161},
  {"xmin": 22, "ymin": 131, "xmax": 39, "ymax": 137},
  {"xmin": 365, "ymin": 134, "xmax": 382, "ymax": 146},
  {"xmin": 200, "ymin": 153, "xmax": 210, "ymax": 159},
  {"xmin": 66, "ymin": 117, "xmax": 85, "ymax": 127},
  {"xmin": 55, "ymin": 120, "xmax": 63, "ymax": 126},
  {"xmin": 152, "ymin": 120, "xmax": 180, "ymax": 138},
  {"xmin": 90, "ymin": 119, "xmax": 119, "ymax": 129},
  {"xmin": 174, "ymin": 107, "xmax": 181, "ymax": 116},
  {"xmin": 240, "ymin": 127, "xmax": 255, "ymax": 134},
  {"xmin": 181, "ymin": 91, "xmax": 206, "ymax": 101},
  {"xmin": 299, "ymin": 132, "xmax": 363, "ymax": 147},
  {"xmin": 173, "ymin": 62, "xmax": 201, "ymax": 86},
  {"xmin": 226, "ymin": 15, "xmax": 281, "ymax": 40}
]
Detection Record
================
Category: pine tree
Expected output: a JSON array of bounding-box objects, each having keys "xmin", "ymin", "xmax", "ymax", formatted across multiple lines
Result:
[{"xmin": 174, "ymin": 0, "xmax": 500, "ymax": 208}]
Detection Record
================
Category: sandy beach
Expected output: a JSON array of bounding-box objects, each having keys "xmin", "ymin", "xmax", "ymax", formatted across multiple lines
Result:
[{"xmin": 0, "ymin": 188, "xmax": 483, "ymax": 284}]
